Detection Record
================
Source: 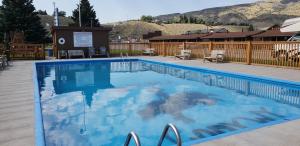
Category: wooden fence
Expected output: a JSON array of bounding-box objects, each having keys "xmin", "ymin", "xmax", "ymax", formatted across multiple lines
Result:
[
  {"xmin": 109, "ymin": 42, "xmax": 149, "ymax": 56},
  {"xmin": 151, "ymin": 41, "xmax": 300, "ymax": 68},
  {"xmin": 0, "ymin": 44, "xmax": 4, "ymax": 53},
  {"xmin": 10, "ymin": 43, "xmax": 45, "ymax": 60}
]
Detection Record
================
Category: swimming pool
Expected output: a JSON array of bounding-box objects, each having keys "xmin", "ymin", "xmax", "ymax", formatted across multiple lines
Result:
[{"xmin": 34, "ymin": 59, "xmax": 300, "ymax": 146}]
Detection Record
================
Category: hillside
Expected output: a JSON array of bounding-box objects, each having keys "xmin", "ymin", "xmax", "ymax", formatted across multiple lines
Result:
[
  {"xmin": 108, "ymin": 21, "xmax": 249, "ymax": 40},
  {"xmin": 155, "ymin": 0, "xmax": 300, "ymax": 28}
]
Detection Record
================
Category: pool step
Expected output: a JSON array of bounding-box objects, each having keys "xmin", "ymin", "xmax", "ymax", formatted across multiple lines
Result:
[{"xmin": 124, "ymin": 123, "xmax": 182, "ymax": 146}]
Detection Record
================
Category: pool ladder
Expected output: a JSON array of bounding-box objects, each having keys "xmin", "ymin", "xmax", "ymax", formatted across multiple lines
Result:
[
  {"xmin": 124, "ymin": 123, "xmax": 182, "ymax": 146},
  {"xmin": 120, "ymin": 52, "xmax": 129, "ymax": 58}
]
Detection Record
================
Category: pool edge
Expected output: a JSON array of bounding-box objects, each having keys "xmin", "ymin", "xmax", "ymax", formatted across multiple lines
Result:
[
  {"xmin": 33, "ymin": 58, "xmax": 300, "ymax": 146},
  {"xmin": 33, "ymin": 62, "xmax": 46, "ymax": 146},
  {"xmin": 182, "ymin": 116, "xmax": 300, "ymax": 146}
]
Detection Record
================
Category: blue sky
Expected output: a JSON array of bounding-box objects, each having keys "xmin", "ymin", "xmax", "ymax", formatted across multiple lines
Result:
[{"xmin": 33, "ymin": 0, "xmax": 257, "ymax": 23}]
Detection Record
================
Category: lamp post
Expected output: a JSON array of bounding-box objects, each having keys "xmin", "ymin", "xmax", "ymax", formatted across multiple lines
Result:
[{"xmin": 78, "ymin": 0, "xmax": 82, "ymax": 27}]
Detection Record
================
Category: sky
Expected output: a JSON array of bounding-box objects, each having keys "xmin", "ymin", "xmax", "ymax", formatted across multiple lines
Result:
[{"xmin": 33, "ymin": 0, "xmax": 258, "ymax": 23}]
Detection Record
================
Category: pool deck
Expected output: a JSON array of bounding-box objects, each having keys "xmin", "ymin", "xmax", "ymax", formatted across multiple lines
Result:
[
  {"xmin": 0, "ymin": 57, "xmax": 300, "ymax": 146},
  {"xmin": 0, "ymin": 61, "xmax": 34, "ymax": 146}
]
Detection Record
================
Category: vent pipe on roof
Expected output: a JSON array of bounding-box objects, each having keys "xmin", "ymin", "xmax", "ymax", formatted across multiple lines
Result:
[{"xmin": 53, "ymin": 2, "xmax": 59, "ymax": 26}]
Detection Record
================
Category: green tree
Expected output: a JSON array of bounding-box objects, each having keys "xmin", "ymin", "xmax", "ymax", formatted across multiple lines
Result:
[
  {"xmin": 71, "ymin": 0, "xmax": 100, "ymax": 27},
  {"xmin": 0, "ymin": 10, "xmax": 4, "ymax": 42},
  {"xmin": 53, "ymin": 11, "xmax": 67, "ymax": 17},
  {"xmin": 140, "ymin": 15, "xmax": 153, "ymax": 23},
  {"xmin": 248, "ymin": 24, "xmax": 255, "ymax": 31},
  {"xmin": 37, "ymin": 10, "xmax": 48, "ymax": 15},
  {"xmin": 0, "ymin": 0, "xmax": 47, "ymax": 43},
  {"xmin": 179, "ymin": 15, "xmax": 188, "ymax": 23}
]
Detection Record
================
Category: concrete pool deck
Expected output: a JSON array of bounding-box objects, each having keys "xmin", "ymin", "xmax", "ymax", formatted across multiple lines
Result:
[{"xmin": 0, "ymin": 57, "xmax": 300, "ymax": 146}]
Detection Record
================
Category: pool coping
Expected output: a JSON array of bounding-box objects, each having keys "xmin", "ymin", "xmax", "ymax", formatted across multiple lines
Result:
[{"xmin": 33, "ymin": 58, "xmax": 300, "ymax": 146}]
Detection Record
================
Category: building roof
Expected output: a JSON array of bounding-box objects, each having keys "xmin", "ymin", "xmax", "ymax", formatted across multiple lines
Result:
[
  {"xmin": 51, "ymin": 26, "xmax": 112, "ymax": 33},
  {"xmin": 185, "ymin": 28, "xmax": 229, "ymax": 35},
  {"xmin": 202, "ymin": 31, "xmax": 263, "ymax": 39},
  {"xmin": 252, "ymin": 29, "xmax": 296, "ymax": 38},
  {"xmin": 149, "ymin": 34, "xmax": 210, "ymax": 41}
]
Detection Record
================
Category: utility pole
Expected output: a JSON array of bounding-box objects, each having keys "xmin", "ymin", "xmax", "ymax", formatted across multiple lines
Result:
[{"xmin": 78, "ymin": 0, "xmax": 82, "ymax": 27}]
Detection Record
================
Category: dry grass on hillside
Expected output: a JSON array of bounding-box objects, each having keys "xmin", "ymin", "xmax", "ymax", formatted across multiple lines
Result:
[{"xmin": 109, "ymin": 21, "xmax": 250, "ymax": 40}]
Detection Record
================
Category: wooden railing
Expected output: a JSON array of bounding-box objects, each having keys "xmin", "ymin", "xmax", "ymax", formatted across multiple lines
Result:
[
  {"xmin": 109, "ymin": 42, "xmax": 149, "ymax": 56},
  {"xmin": 150, "ymin": 41, "xmax": 300, "ymax": 68},
  {"xmin": 0, "ymin": 44, "xmax": 4, "ymax": 53},
  {"xmin": 251, "ymin": 42, "xmax": 300, "ymax": 68},
  {"xmin": 10, "ymin": 43, "xmax": 45, "ymax": 60}
]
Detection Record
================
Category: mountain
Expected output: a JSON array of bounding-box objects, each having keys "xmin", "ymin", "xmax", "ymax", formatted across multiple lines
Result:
[{"xmin": 155, "ymin": 0, "xmax": 300, "ymax": 28}]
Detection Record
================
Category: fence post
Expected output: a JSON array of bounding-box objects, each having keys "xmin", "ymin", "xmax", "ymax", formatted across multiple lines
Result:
[
  {"xmin": 42, "ymin": 44, "xmax": 46, "ymax": 60},
  {"xmin": 246, "ymin": 41, "xmax": 252, "ymax": 65},
  {"xmin": 163, "ymin": 41, "xmax": 166, "ymax": 56},
  {"xmin": 209, "ymin": 42, "xmax": 213, "ymax": 51},
  {"xmin": 128, "ymin": 42, "xmax": 132, "ymax": 56}
]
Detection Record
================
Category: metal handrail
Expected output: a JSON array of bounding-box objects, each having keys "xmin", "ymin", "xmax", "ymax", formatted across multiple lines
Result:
[
  {"xmin": 124, "ymin": 131, "xmax": 141, "ymax": 146},
  {"xmin": 157, "ymin": 123, "xmax": 182, "ymax": 146}
]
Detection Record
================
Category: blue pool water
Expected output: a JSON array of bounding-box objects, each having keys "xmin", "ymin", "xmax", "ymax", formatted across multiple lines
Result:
[{"xmin": 35, "ymin": 59, "xmax": 300, "ymax": 146}]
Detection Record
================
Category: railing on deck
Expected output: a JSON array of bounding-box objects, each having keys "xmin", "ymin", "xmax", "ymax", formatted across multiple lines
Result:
[
  {"xmin": 10, "ymin": 43, "xmax": 45, "ymax": 60},
  {"xmin": 148, "ymin": 41, "xmax": 300, "ymax": 68}
]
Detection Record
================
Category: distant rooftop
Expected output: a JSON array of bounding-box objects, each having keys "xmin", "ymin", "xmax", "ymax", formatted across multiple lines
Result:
[
  {"xmin": 201, "ymin": 31, "xmax": 263, "ymax": 39},
  {"xmin": 149, "ymin": 33, "xmax": 210, "ymax": 41},
  {"xmin": 252, "ymin": 29, "xmax": 296, "ymax": 38}
]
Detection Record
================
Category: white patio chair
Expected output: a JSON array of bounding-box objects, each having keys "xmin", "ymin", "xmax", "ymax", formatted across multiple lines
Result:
[
  {"xmin": 175, "ymin": 50, "xmax": 192, "ymax": 60},
  {"xmin": 143, "ymin": 48, "xmax": 155, "ymax": 56},
  {"xmin": 203, "ymin": 49, "xmax": 225, "ymax": 63}
]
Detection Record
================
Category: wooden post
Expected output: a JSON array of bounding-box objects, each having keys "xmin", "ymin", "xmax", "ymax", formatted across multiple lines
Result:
[
  {"xmin": 209, "ymin": 42, "xmax": 213, "ymax": 51},
  {"xmin": 246, "ymin": 41, "xmax": 252, "ymax": 65},
  {"xmin": 42, "ymin": 44, "xmax": 46, "ymax": 60},
  {"xmin": 183, "ymin": 42, "xmax": 186, "ymax": 50},
  {"xmin": 163, "ymin": 41, "xmax": 166, "ymax": 56},
  {"xmin": 128, "ymin": 42, "xmax": 132, "ymax": 56}
]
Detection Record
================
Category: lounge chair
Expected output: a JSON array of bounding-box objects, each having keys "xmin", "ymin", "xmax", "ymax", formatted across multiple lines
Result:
[
  {"xmin": 89, "ymin": 47, "xmax": 109, "ymax": 58},
  {"xmin": 59, "ymin": 50, "xmax": 68, "ymax": 59},
  {"xmin": 68, "ymin": 50, "xmax": 85, "ymax": 59},
  {"xmin": 0, "ymin": 54, "xmax": 9, "ymax": 69},
  {"xmin": 99, "ymin": 47, "xmax": 110, "ymax": 57},
  {"xmin": 203, "ymin": 49, "xmax": 225, "ymax": 63},
  {"xmin": 88, "ymin": 47, "xmax": 96, "ymax": 58},
  {"xmin": 143, "ymin": 48, "xmax": 155, "ymax": 56},
  {"xmin": 175, "ymin": 50, "xmax": 192, "ymax": 60}
]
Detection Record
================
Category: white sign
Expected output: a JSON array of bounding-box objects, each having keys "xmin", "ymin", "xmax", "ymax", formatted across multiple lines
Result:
[{"xmin": 73, "ymin": 32, "xmax": 93, "ymax": 47}]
